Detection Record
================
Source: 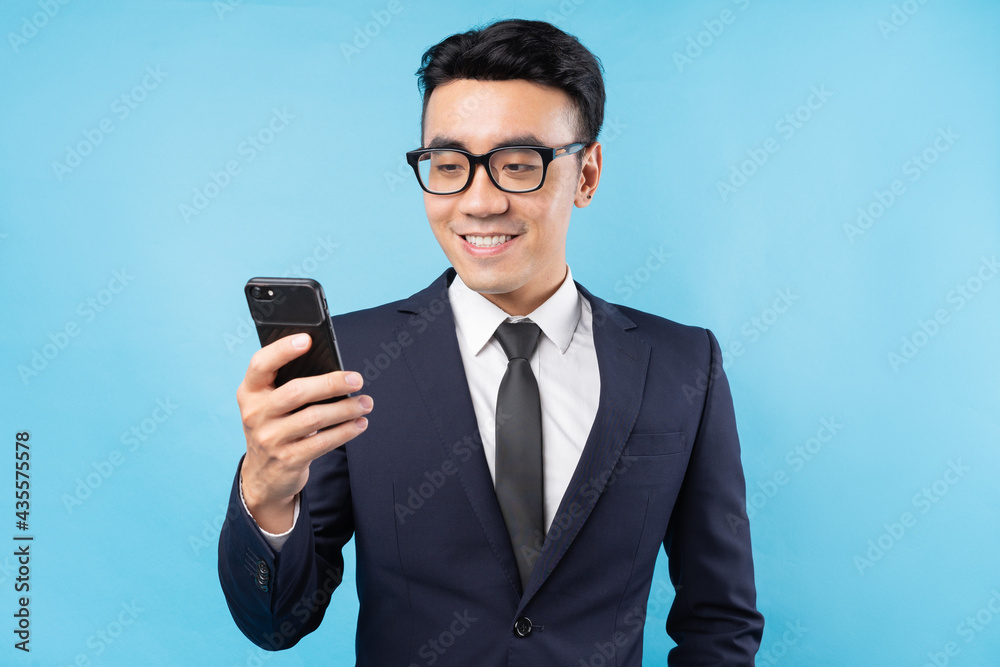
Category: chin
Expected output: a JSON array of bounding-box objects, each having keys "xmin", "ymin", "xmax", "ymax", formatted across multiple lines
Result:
[{"xmin": 455, "ymin": 267, "xmax": 519, "ymax": 295}]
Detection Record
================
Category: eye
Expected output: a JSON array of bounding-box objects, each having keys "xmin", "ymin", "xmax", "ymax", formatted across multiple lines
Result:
[
  {"xmin": 427, "ymin": 152, "xmax": 468, "ymax": 178},
  {"xmin": 492, "ymin": 149, "xmax": 543, "ymax": 180}
]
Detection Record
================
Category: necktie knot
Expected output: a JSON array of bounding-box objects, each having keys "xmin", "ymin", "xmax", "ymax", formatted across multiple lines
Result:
[{"xmin": 494, "ymin": 321, "xmax": 541, "ymax": 361}]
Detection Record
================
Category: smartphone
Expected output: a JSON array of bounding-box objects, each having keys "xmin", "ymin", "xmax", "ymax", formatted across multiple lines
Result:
[{"xmin": 245, "ymin": 277, "xmax": 348, "ymax": 406}]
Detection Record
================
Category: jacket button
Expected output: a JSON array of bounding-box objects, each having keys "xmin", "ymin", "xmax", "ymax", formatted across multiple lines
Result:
[
  {"xmin": 513, "ymin": 617, "xmax": 532, "ymax": 637},
  {"xmin": 256, "ymin": 560, "xmax": 270, "ymax": 591}
]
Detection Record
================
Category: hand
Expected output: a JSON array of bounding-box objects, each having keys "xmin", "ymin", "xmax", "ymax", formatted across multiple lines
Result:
[{"xmin": 236, "ymin": 333, "xmax": 373, "ymax": 533}]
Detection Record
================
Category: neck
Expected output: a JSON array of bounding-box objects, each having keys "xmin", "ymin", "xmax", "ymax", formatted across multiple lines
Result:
[{"xmin": 481, "ymin": 264, "xmax": 567, "ymax": 316}]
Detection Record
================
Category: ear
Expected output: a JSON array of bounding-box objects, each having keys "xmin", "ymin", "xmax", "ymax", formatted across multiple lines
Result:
[{"xmin": 574, "ymin": 141, "xmax": 602, "ymax": 208}]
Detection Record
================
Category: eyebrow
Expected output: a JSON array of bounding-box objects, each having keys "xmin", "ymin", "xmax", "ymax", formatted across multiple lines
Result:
[{"xmin": 425, "ymin": 134, "xmax": 546, "ymax": 151}]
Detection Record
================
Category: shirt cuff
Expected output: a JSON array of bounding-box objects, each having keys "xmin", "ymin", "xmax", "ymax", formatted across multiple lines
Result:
[{"xmin": 239, "ymin": 473, "xmax": 300, "ymax": 552}]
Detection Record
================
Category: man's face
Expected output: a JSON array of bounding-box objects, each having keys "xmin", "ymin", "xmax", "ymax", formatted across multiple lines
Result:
[{"xmin": 420, "ymin": 78, "xmax": 599, "ymax": 315}]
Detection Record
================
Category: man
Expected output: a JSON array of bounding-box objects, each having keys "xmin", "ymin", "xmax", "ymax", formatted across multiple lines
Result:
[{"xmin": 219, "ymin": 18, "xmax": 764, "ymax": 665}]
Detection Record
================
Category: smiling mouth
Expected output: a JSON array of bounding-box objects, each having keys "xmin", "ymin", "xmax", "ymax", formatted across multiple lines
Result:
[{"xmin": 462, "ymin": 234, "xmax": 516, "ymax": 248}]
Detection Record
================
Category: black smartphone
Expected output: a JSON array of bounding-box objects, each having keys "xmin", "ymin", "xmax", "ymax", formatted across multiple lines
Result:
[{"xmin": 245, "ymin": 277, "xmax": 348, "ymax": 406}]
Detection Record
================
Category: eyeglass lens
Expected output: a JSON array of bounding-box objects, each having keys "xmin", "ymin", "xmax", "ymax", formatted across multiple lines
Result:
[{"xmin": 415, "ymin": 148, "xmax": 545, "ymax": 194}]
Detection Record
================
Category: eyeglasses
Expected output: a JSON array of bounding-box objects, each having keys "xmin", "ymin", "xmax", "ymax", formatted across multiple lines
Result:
[{"xmin": 405, "ymin": 143, "xmax": 587, "ymax": 195}]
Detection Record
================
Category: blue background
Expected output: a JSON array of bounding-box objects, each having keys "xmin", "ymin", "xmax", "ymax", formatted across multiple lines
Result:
[{"xmin": 1, "ymin": 0, "xmax": 998, "ymax": 665}]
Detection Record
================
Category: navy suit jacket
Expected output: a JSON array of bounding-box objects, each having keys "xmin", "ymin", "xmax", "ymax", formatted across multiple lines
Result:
[{"xmin": 218, "ymin": 267, "xmax": 764, "ymax": 665}]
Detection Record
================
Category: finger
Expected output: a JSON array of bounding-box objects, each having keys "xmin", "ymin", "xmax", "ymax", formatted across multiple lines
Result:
[
  {"xmin": 271, "ymin": 370, "xmax": 363, "ymax": 415},
  {"xmin": 293, "ymin": 415, "xmax": 370, "ymax": 465},
  {"xmin": 278, "ymin": 394, "xmax": 373, "ymax": 443},
  {"xmin": 243, "ymin": 333, "xmax": 312, "ymax": 391}
]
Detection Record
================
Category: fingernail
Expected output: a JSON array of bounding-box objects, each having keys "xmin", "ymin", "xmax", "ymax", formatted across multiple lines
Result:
[
  {"xmin": 358, "ymin": 395, "xmax": 373, "ymax": 410},
  {"xmin": 346, "ymin": 372, "xmax": 362, "ymax": 388},
  {"xmin": 291, "ymin": 334, "xmax": 310, "ymax": 348},
  {"xmin": 355, "ymin": 417, "xmax": 368, "ymax": 431}
]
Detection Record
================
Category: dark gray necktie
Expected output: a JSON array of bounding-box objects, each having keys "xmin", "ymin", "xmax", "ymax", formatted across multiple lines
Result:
[{"xmin": 493, "ymin": 320, "xmax": 544, "ymax": 591}]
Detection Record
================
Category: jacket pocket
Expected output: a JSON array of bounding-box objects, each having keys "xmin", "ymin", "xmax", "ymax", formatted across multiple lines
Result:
[{"xmin": 621, "ymin": 431, "xmax": 687, "ymax": 457}]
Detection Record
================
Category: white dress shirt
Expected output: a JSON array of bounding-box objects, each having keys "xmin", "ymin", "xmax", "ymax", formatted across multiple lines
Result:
[{"xmin": 242, "ymin": 264, "xmax": 601, "ymax": 550}]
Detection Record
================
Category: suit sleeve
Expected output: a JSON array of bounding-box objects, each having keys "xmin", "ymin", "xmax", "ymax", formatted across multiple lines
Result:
[
  {"xmin": 217, "ymin": 448, "xmax": 354, "ymax": 650},
  {"xmin": 663, "ymin": 328, "xmax": 764, "ymax": 664}
]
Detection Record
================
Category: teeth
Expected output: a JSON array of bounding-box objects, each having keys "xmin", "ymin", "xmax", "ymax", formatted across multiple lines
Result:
[{"xmin": 464, "ymin": 235, "xmax": 513, "ymax": 247}]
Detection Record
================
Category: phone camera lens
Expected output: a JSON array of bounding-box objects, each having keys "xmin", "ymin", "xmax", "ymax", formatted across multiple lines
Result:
[{"xmin": 251, "ymin": 286, "xmax": 261, "ymax": 298}]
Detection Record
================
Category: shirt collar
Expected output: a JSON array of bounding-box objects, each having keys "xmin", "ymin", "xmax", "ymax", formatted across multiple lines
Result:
[{"xmin": 449, "ymin": 265, "xmax": 582, "ymax": 356}]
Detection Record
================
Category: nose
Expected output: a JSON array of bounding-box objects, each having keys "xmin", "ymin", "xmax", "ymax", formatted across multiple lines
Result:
[{"xmin": 457, "ymin": 162, "xmax": 509, "ymax": 218}]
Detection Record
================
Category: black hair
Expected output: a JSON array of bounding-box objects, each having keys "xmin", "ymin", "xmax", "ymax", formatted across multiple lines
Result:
[{"xmin": 415, "ymin": 18, "xmax": 605, "ymax": 145}]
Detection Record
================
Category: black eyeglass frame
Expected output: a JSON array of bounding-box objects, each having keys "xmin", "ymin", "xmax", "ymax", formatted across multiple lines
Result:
[{"xmin": 405, "ymin": 142, "xmax": 588, "ymax": 195}]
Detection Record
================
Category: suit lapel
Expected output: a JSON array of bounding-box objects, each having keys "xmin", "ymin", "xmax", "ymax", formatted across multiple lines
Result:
[
  {"xmin": 395, "ymin": 269, "xmax": 523, "ymax": 597},
  {"xmin": 518, "ymin": 283, "xmax": 650, "ymax": 608}
]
